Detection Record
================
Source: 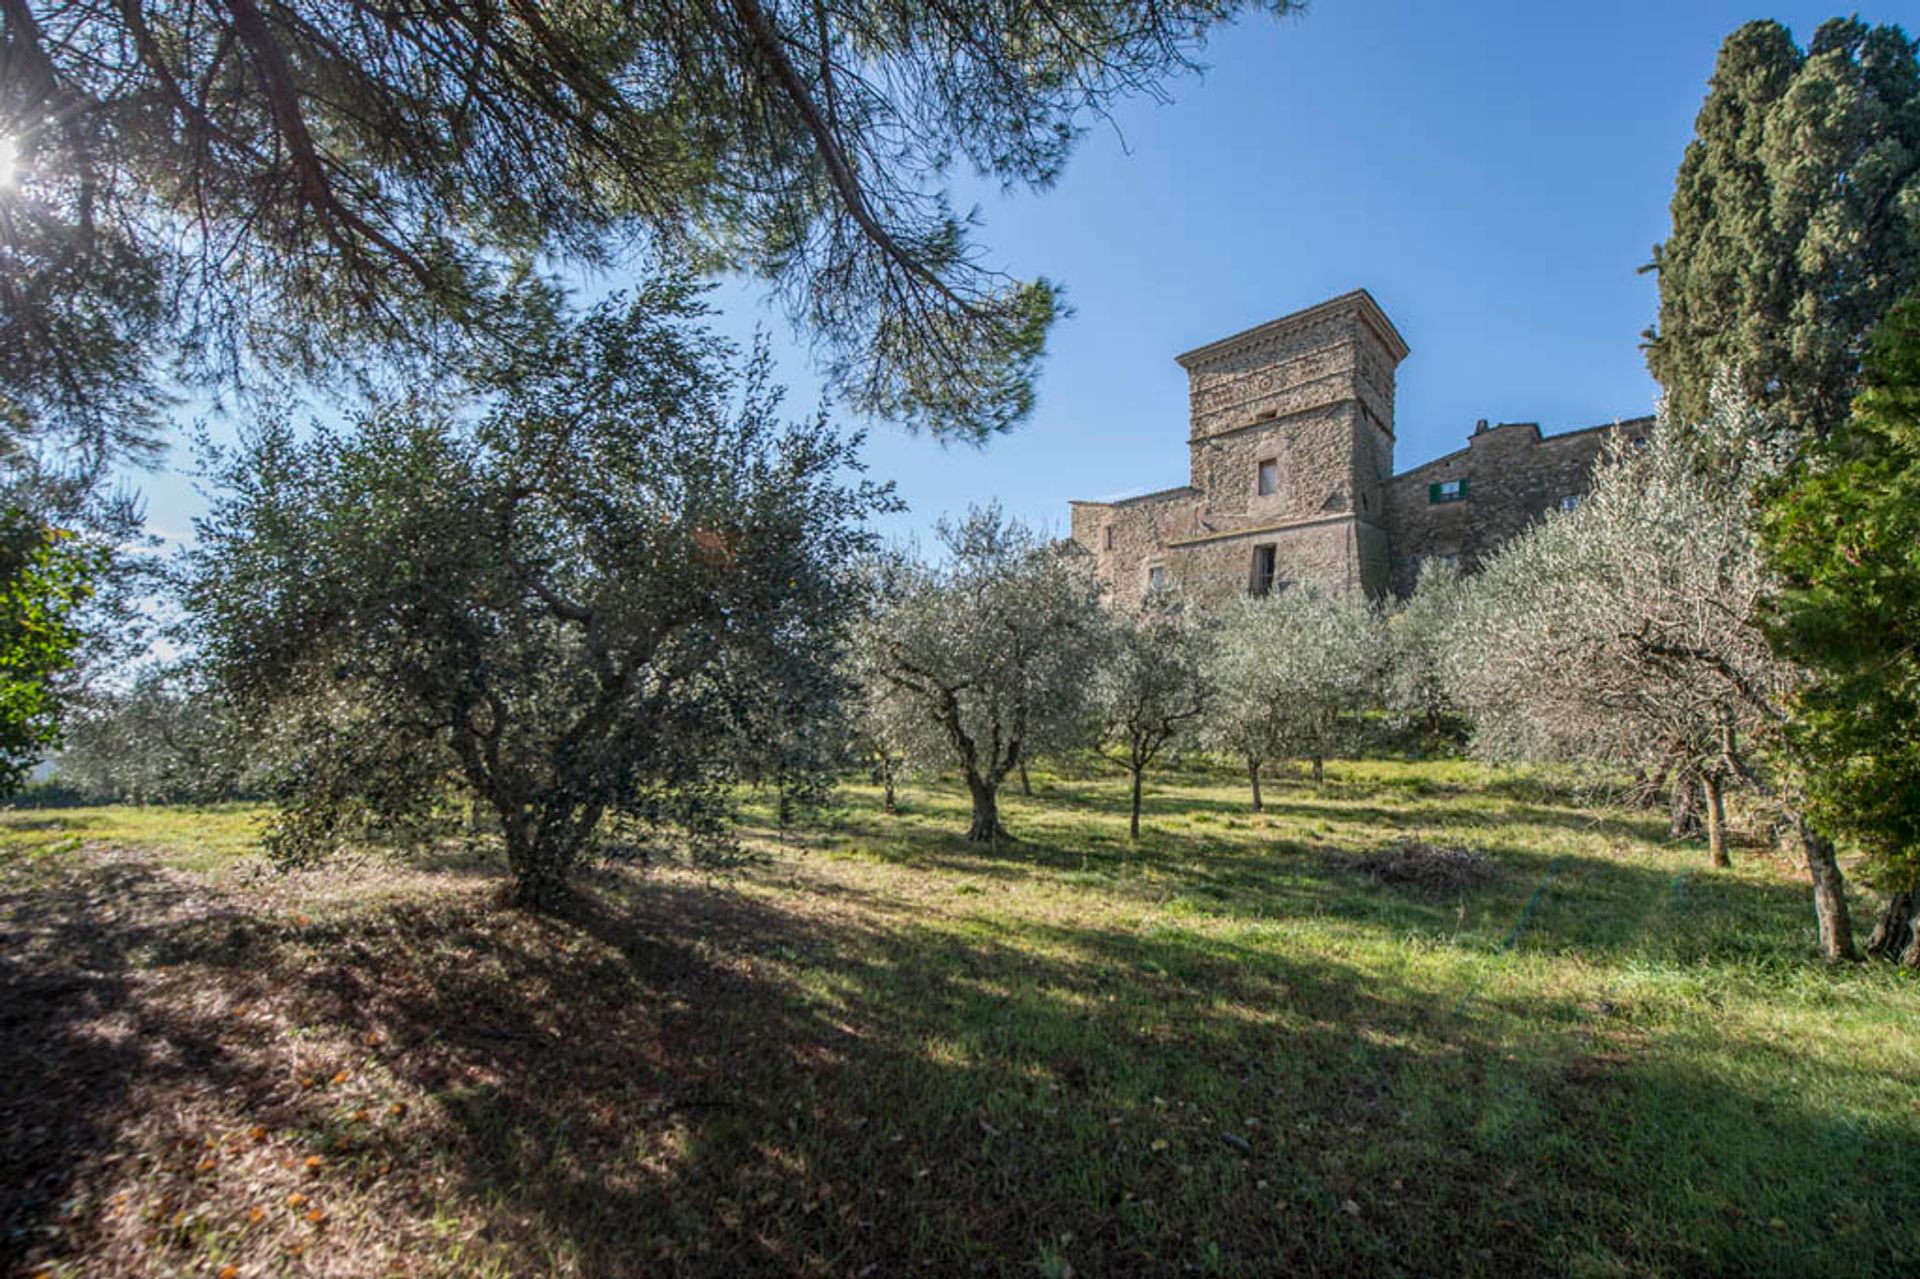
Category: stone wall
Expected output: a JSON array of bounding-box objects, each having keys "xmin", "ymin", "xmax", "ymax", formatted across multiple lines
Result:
[
  {"xmin": 1382, "ymin": 417, "xmax": 1652, "ymax": 595},
  {"xmin": 1159, "ymin": 516, "xmax": 1383, "ymax": 606},
  {"xmin": 1179, "ymin": 291, "xmax": 1406, "ymax": 447},
  {"xmin": 1068, "ymin": 289, "xmax": 1646, "ymax": 609},
  {"xmin": 1070, "ymin": 487, "xmax": 1202, "ymax": 610},
  {"xmin": 1074, "ymin": 291, "xmax": 1411, "ymax": 606},
  {"xmin": 1187, "ymin": 403, "xmax": 1373, "ymax": 525}
]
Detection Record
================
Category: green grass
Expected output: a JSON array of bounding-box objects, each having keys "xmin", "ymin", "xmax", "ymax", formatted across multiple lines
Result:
[
  {"xmin": 0, "ymin": 802, "xmax": 264, "ymax": 874},
  {"xmin": 3, "ymin": 760, "xmax": 1915, "ymax": 1278}
]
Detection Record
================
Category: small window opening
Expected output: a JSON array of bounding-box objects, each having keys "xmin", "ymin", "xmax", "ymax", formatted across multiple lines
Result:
[
  {"xmin": 1250, "ymin": 544, "xmax": 1278, "ymax": 596},
  {"xmin": 1103, "ymin": 525, "xmax": 1115, "ymax": 550},
  {"xmin": 1559, "ymin": 494, "xmax": 1580, "ymax": 513},
  {"xmin": 1257, "ymin": 459, "xmax": 1278, "ymax": 496},
  {"xmin": 1147, "ymin": 565, "xmax": 1167, "ymax": 592},
  {"xmin": 1429, "ymin": 477, "xmax": 1468, "ymax": 504}
]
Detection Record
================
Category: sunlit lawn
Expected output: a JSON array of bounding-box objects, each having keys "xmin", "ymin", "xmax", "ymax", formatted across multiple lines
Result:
[{"xmin": 2, "ymin": 759, "xmax": 1914, "ymax": 1277}]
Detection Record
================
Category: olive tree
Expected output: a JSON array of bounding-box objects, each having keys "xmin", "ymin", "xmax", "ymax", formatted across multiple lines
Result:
[
  {"xmin": 1202, "ymin": 586, "xmax": 1383, "ymax": 805},
  {"xmin": 859, "ymin": 506, "xmax": 1103, "ymax": 842},
  {"xmin": 53, "ymin": 666, "xmax": 251, "ymax": 805},
  {"xmin": 1384, "ymin": 560, "xmax": 1466, "ymax": 740},
  {"xmin": 183, "ymin": 284, "xmax": 891, "ymax": 908},
  {"xmin": 1093, "ymin": 597, "xmax": 1210, "ymax": 839},
  {"xmin": 844, "ymin": 550, "xmax": 944, "ymax": 814},
  {"xmin": 1447, "ymin": 388, "xmax": 1859, "ymax": 959}
]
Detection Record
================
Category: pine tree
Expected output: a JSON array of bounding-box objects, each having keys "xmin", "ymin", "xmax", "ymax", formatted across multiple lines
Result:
[
  {"xmin": 1645, "ymin": 18, "xmax": 1920, "ymax": 443},
  {"xmin": 0, "ymin": 0, "xmax": 1299, "ymax": 454}
]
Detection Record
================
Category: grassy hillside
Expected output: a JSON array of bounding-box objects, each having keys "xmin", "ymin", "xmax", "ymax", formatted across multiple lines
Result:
[{"xmin": 2, "ymin": 761, "xmax": 1915, "ymax": 1277}]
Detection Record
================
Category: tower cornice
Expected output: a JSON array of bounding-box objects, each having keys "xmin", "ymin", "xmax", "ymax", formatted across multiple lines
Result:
[{"xmin": 1174, "ymin": 288, "xmax": 1410, "ymax": 371}]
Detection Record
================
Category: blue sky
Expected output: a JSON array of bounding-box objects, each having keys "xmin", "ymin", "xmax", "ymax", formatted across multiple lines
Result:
[{"xmin": 134, "ymin": 1, "xmax": 1891, "ymax": 549}]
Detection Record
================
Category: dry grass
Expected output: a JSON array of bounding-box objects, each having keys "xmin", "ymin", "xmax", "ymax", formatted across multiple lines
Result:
[
  {"xmin": 2, "ymin": 761, "xmax": 1916, "ymax": 1278},
  {"xmin": 1352, "ymin": 839, "xmax": 1501, "ymax": 897}
]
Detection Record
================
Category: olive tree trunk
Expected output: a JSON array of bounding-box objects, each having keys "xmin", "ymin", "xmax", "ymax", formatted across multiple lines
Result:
[
  {"xmin": 1129, "ymin": 767, "xmax": 1143, "ymax": 841},
  {"xmin": 1669, "ymin": 762, "xmax": 1704, "ymax": 839},
  {"xmin": 965, "ymin": 772, "xmax": 1007, "ymax": 844},
  {"xmin": 1247, "ymin": 756, "xmax": 1264, "ymax": 812},
  {"xmin": 1865, "ymin": 887, "xmax": 1919, "ymax": 965},
  {"xmin": 876, "ymin": 748, "xmax": 898, "ymax": 814},
  {"xmin": 1798, "ymin": 817, "xmax": 1859, "ymax": 962},
  {"xmin": 1702, "ymin": 771, "xmax": 1730, "ymax": 868},
  {"xmin": 500, "ymin": 805, "xmax": 599, "ymax": 912}
]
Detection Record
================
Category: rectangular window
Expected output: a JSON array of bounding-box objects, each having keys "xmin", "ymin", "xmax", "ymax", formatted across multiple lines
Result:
[
  {"xmin": 1250, "ymin": 544, "xmax": 1277, "ymax": 596},
  {"xmin": 1104, "ymin": 524, "xmax": 1115, "ymax": 550},
  {"xmin": 1257, "ymin": 459, "xmax": 1278, "ymax": 496},
  {"xmin": 1147, "ymin": 565, "xmax": 1167, "ymax": 592},
  {"xmin": 1428, "ymin": 477, "xmax": 1469, "ymax": 504},
  {"xmin": 1559, "ymin": 494, "xmax": 1580, "ymax": 513}
]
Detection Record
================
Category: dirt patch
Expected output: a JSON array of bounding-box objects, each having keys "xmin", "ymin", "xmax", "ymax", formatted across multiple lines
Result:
[{"xmin": 1354, "ymin": 839, "xmax": 1501, "ymax": 897}]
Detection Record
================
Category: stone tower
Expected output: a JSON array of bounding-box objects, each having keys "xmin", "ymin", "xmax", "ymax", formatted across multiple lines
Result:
[
  {"xmin": 1069, "ymin": 289, "xmax": 1646, "ymax": 607},
  {"xmin": 1071, "ymin": 290, "xmax": 1408, "ymax": 605}
]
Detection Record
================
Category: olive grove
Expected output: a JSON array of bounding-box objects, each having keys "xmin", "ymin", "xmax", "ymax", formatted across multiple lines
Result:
[
  {"xmin": 1445, "ymin": 392, "xmax": 1858, "ymax": 959},
  {"xmin": 853, "ymin": 506, "xmax": 1104, "ymax": 843},
  {"xmin": 1200, "ymin": 586, "xmax": 1383, "ymax": 807}
]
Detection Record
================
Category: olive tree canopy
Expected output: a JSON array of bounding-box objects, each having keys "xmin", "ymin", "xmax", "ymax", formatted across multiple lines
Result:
[
  {"xmin": 182, "ymin": 284, "xmax": 891, "ymax": 908},
  {"xmin": 1092, "ymin": 596, "xmax": 1209, "ymax": 839},
  {"xmin": 857, "ymin": 505, "xmax": 1103, "ymax": 843},
  {"xmin": 1201, "ymin": 586, "xmax": 1381, "ymax": 802},
  {"xmin": 1448, "ymin": 393, "xmax": 1859, "ymax": 959}
]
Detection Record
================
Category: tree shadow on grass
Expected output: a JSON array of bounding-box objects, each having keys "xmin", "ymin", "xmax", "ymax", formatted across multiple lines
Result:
[
  {"xmin": 0, "ymin": 854, "xmax": 296, "ymax": 1270},
  {"xmin": 5, "ymin": 845, "xmax": 1914, "ymax": 1278}
]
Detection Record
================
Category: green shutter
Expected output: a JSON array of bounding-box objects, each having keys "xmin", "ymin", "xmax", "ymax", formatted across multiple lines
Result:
[
  {"xmin": 1428, "ymin": 481, "xmax": 1440, "ymax": 504},
  {"xmin": 1458, "ymin": 476, "xmax": 1469, "ymax": 499}
]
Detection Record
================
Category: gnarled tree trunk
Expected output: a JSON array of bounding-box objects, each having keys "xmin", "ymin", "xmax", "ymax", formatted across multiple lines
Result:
[
  {"xmin": 1248, "ymin": 756, "xmax": 1263, "ymax": 812},
  {"xmin": 1310, "ymin": 754, "xmax": 1324, "ymax": 787},
  {"xmin": 964, "ymin": 772, "xmax": 1006, "ymax": 844},
  {"xmin": 1865, "ymin": 887, "xmax": 1918, "ymax": 965},
  {"xmin": 1129, "ymin": 767, "xmax": 1143, "ymax": 841},
  {"xmin": 492, "ymin": 790, "xmax": 605, "ymax": 912},
  {"xmin": 1798, "ymin": 817, "xmax": 1859, "ymax": 962},
  {"xmin": 1018, "ymin": 757, "xmax": 1032, "ymax": 797}
]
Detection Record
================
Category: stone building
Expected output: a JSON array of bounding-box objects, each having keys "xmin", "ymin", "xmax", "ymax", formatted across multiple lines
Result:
[{"xmin": 1068, "ymin": 290, "xmax": 1651, "ymax": 604}]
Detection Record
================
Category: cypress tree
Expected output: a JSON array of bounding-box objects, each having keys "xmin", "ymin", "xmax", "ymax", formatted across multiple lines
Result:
[{"xmin": 1646, "ymin": 18, "xmax": 1920, "ymax": 442}]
